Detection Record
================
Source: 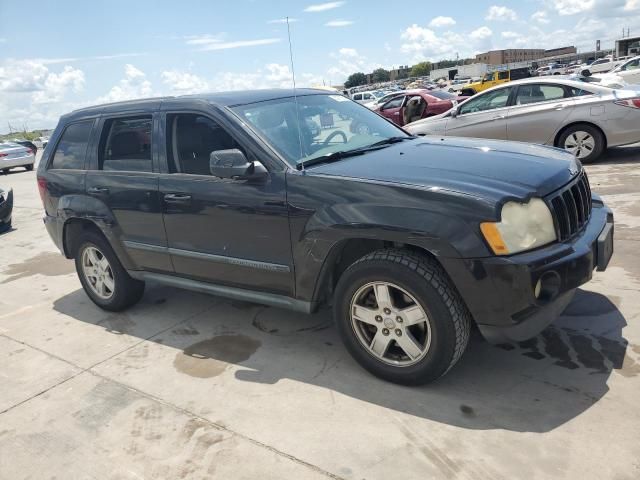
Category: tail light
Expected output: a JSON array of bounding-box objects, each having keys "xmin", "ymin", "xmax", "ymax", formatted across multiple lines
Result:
[
  {"xmin": 37, "ymin": 177, "xmax": 47, "ymax": 204},
  {"xmin": 0, "ymin": 153, "xmax": 7, "ymax": 157},
  {"xmin": 614, "ymin": 98, "xmax": 640, "ymax": 109},
  {"xmin": 27, "ymin": 148, "xmax": 34, "ymax": 155}
]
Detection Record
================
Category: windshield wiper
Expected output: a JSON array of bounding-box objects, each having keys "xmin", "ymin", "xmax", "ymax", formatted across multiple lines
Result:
[{"xmin": 297, "ymin": 136, "xmax": 415, "ymax": 170}]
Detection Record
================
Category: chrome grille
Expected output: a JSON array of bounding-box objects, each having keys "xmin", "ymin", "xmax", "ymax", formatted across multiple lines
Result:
[{"xmin": 548, "ymin": 172, "xmax": 592, "ymax": 241}]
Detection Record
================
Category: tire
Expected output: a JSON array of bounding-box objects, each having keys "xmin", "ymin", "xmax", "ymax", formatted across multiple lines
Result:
[
  {"xmin": 2, "ymin": 169, "xmax": 9, "ymax": 174},
  {"xmin": 74, "ymin": 230, "xmax": 145, "ymax": 311},
  {"xmin": 25, "ymin": 164, "xmax": 34, "ymax": 171},
  {"xmin": 557, "ymin": 124, "xmax": 605, "ymax": 164},
  {"xmin": 333, "ymin": 249, "xmax": 471, "ymax": 385}
]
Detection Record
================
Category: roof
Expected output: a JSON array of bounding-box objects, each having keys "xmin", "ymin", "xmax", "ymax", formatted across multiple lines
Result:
[{"xmin": 66, "ymin": 88, "xmax": 331, "ymax": 119}]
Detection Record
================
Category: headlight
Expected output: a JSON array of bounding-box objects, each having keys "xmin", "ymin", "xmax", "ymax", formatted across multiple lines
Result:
[{"xmin": 480, "ymin": 198, "xmax": 556, "ymax": 255}]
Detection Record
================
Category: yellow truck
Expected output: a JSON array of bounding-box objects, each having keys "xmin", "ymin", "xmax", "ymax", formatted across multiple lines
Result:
[{"xmin": 460, "ymin": 67, "xmax": 532, "ymax": 96}]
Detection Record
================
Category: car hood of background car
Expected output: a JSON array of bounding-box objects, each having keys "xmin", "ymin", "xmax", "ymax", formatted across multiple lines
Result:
[{"xmin": 308, "ymin": 136, "xmax": 578, "ymax": 201}]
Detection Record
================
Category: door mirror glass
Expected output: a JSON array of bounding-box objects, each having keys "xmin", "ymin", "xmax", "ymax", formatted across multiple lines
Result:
[{"xmin": 209, "ymin": 149, "xmax": 267, "ymax": 180}]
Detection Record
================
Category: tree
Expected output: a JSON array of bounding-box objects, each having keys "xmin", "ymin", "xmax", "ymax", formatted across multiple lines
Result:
[
  {"xmin": 372, "ymin": 68, "xmax": 390, "ymax": 82},
  {"xmin": 410, "ymin": 61, "xmax": 431, "ymax": 77},
  {"xmin": 344, "ymin": 72, "xmax": 367, "ymax": 89}
]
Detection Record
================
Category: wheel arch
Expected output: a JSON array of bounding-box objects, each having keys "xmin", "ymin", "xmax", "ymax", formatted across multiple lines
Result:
[{"xmin": 554, "ymin": 121, "xmax": 608, "ymax": 150}]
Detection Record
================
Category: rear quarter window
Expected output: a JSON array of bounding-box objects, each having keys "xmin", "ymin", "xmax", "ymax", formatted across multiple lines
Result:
[
  {"xmin": 99, "ymin": 116, "xmax": 153, "ymax": 172},
  {"xmin": 50, "ymin": 121, "xmax": 94, "ymax": 170}
]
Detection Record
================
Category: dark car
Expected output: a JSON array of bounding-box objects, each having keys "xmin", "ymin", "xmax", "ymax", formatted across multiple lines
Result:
[
  {"xmin": 375, "ymin": 89, "xmax": 468, "ymax": 127},
  {"xmin": 0, "ymin": 185, "xmax": 13, "ymax": 232},
  {"xmin": 37, "ymin": 90, "xmax": 614, "ymax": 385}
]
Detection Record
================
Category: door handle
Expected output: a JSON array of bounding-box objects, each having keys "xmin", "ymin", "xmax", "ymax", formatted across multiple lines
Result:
[
  {"xmin": 492, "ymin": 115, "xmax": 506, "ymax": 120},
  {"xmin": 553, "ymin": 104, "xmax": 566, "ymax": 110},
  {"xmin": 164, "ymin": 193, "xmax": 192, "ymax": 204},
  {"xmin": 393, "ymin": 112, "xmax": 400, "ymax": 115},
  {"xmin": 87, "ymin": 186, "xmax": 109, "ymax": 195}
]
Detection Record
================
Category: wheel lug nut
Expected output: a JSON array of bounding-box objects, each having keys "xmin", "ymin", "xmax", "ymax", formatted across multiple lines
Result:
[
  {"xmin": 383, "ymin": 308, "xmax": 391, "ymax": 315},
  {"xmin": 375, "ymin": 315, "xmax": 382, "ymax": 322},
  {"xmin": 396, "ymin": 316, "xmax": 403, "ymax": 323},
  {"xmin": 396, "ymin": 329, "xmax": 402, "ymax": 336},
  {"xmin": 382, "ymin": 328, "xmax": 389, "ymax": 336}
]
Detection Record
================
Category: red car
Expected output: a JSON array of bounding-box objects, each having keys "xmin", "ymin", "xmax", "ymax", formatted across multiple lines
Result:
[{"xmin": 375, "ymin": 89, "xmax": 468, "ymax": 127}]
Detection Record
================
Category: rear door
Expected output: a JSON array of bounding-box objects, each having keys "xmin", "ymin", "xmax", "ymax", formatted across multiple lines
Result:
[
  {"xmin": 379, "ymin": 96, "xmax": 405, "ymax": 125},
  {"xmin": 617, "ymin": 58, "xmax": 640, "ymax": 84},
  {"xmin": 444, "ymin": 86, "xmax": 513, "ymax": 140},
  {"xmin": 507, "ymin": 83, "xmax": 575, "ymax": 144},
  {"xmin": 86, "ymin": 113, "xmax": 172, "ymax": 273},
  {"xmin": 157, "ymin": 107, "xmax": 293, "ymax": 296}
]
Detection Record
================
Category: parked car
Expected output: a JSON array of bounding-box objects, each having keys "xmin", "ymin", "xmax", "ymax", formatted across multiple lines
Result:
[
  {"xmin": 448, "ymin": 77, "xmax": 479, "ymax": 93},
  {"xmin": 406, "ymin": 77, "xmax": 640, "ymax": 163},
  {"xmin": 351, "ymin": 90, "xmax": 382, "ymax": 104},
  {"xmin": 536, "ymin": 64, "xmax": 567, "ymax": 76},
  {"xmin": 0, "ymin": 142, "xmax": 36, "ymax": 173},
  {"xmin": 11, "ymin": 139, "xmax": 38, "ymax": 154},
  {"xmin": 375, "ymin": 89, "xmax": 467, "ymax": 126},
  {"xmin": 460, "ymin": 67, "xmax": 531, "ymax": 96},
  {"xmin": 594, "ymin": 55, "xmax": 640, "ymax": 87},
  {"xmin": 587, "ymin": 57, "xmax": 622, "ymax": 74},
  {"xmin": 363, "ymin": 91, "xmax": 405, "ymax": 110},
  {"xmin": 0, "ymin": 185, "xmax": 13, "ymax": 232},
  {"xmin": 38, "ymin": 89, "xmax": 613, "ymax": 384},
  {"xmin": 33, "ymin": 136, "xmax": 49, "ymax": 149}
]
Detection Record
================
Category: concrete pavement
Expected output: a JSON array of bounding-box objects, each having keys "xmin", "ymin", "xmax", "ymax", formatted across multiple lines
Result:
[{"xmin": 1, "ymin": 147, "xmax": 639, "ymax": 479}]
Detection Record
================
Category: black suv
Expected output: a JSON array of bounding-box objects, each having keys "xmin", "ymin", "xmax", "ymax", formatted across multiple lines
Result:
[{"xmin": 38, "ymin": 89, "xmax": 614, "ymax": 384}]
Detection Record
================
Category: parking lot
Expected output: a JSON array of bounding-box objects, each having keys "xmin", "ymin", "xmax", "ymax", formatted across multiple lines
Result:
[{"xmin": 1, "ymin": 147, "xmax": 640, "ymax": 479}]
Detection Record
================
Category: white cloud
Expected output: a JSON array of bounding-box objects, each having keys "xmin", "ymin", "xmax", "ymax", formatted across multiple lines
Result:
[
  {"xmin": 428, "ymin": 16, "xmax": 456, "ymax": 28},
  {"xmin": 553, "ymin": 0, "xmax": 595, "ymax": 15},
  {"xmin": 267, "ymin": 18, "xmax": 298, "ymax": 24},
  {"xmin": 304, "ymin": 2, "xmax": 344, "ymax": 12},
  {"xmin": 531, "ymin": 11, "xmax": 550, "ymax": 24},
  {"xmin": 97, "ymin": 64, "xmax": 154, "ymax": 104},
  {"xmin": 399, "ymin": 25, "xmax": 465, "ymax": 63},
  {"xmin": 501, "ymin": 31, "xmax": 520, "ymax": 38},
  {"xmin": 470, "ymin": 26, "xmax": 493, "ymax": 40},
  {"xmin": 486, "ymin": 5, "xmax": 518, "ymax": 21},
  {"xmin": 161, "ymin": 70, "xmax": 209, "ymax": 94},
  {"xmin": 325, "ymin": 19, "xmax": 354, "ymax": 27},
  {"xmin": 626, "ymin": 0, "xmax": 639, "ymax": 11},
  {"xmin": 327, "ymin": 48, "xmax": 379, "ymax": 82},
  {"xmin": 32, "ymin": 66, "xmax": 85, "ymax": 104},
  {"xmin": 338, "ymin": 48, "xmax": 358, "ymax": 57},
  {"xmin": 184, "ymin": 35, "xmax": 281, "ymax": 51}
]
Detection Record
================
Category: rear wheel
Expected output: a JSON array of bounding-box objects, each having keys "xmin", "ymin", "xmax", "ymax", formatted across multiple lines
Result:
[
  {"xmin": 558, "ymin": 124, "xmax": 604, "ymax": 164},
  {"xmin": 333, "ymin": 249, "xmax": 471, "ymax": 385},
  {"xmin": 25, "ymin": 164, "xmax": 34, "ymax": 171},
  {"xmin": 74, "ymin": 231, "xmax": 145, "ymax": 311}
]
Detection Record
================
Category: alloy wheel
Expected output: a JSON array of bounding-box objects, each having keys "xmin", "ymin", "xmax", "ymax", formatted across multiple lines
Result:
[
  {"xmin": 349, "ymin": 282, "xmax": 432, "ymax": 366},
  {"xmin": 81, "ymin": 246, "xmax": 115, "ymax": 299},
  {"xmin": 563, "ymin": 131, "xmax": 595, "ymax": 159}
]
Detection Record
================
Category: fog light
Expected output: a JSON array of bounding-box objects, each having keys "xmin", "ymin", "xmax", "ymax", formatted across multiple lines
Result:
[{"xmin": 534, "ymin": 279, "xmax": 542, "ymax": 299}]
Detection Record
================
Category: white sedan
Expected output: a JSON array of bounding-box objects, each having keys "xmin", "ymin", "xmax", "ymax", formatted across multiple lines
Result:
[
  {"xmin": 595, "ymin": 56, "xmax": 640, "ymax": 87},
  {"xmin": 0, "ymin": 142, "xmax": 36, "ymax": 173}
]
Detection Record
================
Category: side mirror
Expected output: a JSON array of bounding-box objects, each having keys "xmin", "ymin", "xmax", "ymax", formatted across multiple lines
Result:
[
  {"xmin": 450, "ymin": 107, "xmax": 459, "ymax": 118},
  {"xmin": 581, "ymin": 69, "xmax": 592, "ymax": 77},
  {"xmin": 209, "ymin": 149, "xmax": 267, "ymax": 181}
]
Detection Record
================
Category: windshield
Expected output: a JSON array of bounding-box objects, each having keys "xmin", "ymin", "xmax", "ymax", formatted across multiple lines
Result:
[
  {"xmin": 232, "ymin": 94, "xmax": 408, "ymax": 166},
  {"xmin": 429, "ymin": 90, "xmax": 458, "ymax": 100}
]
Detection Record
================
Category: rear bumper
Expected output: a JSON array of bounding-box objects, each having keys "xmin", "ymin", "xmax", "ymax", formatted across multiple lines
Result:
[
  {"xmin": 441, "ymin": 199, "xmax": 613, "ymax": 343},
  {"xmin": 43, "ymin": 212, "xmax": 64, "ymax": 253},
  {"xmin": 0, "ymin": 189, "xmax": 13, "ymax": 230}
]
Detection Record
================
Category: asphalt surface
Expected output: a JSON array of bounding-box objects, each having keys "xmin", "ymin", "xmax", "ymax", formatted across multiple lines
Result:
[{"xmin": 1, "ymin": 147, "xmax": 639, "ymax": 479}]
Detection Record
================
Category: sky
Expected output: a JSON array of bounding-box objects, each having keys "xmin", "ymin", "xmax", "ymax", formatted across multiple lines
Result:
[{"xmin": 1, "ymin": 0, "xmax": 639, "ymax": 131}]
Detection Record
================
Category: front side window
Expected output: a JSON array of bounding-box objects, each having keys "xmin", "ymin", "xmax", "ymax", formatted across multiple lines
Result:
[
  {"xmin": 459, "ymin": 87, "xmax": 513, "ymax": 114},
  {"xmin": 232, "ymin": 94, "xmax": 407, "ymax": 165},
  {"xmin": 515, "ymin": 84, "xmax": 566, "ymax": 105},
  {"xmin": 50, "ymin": 121, "xmax": 93, "ymax": 170},
  {"xmin": 166, "ymin": 114, "xmax": 239, "ymax": 175},
  {"xmin": 382, "ymin": 96, "xmax": 404, "ymax": 110},
  {"xmin": 498, "ymin": 71, "xmax": 509, "ymax": 80},
  {"xmin": 621, "ymin": 59, "xmax": 640, "ymax": 71},
  {"xmin": 99, "ymin": 116, "xmax": 152, "ymax": 172}
]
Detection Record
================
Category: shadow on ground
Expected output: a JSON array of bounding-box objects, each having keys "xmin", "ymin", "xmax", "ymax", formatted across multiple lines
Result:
[
  {"xmin": 595, "ymin": 145, "xmax": 640, "ymax": 165},
  {"xmin": 53, "ymin": 286, "xmax": 634, "ymax": 433}
]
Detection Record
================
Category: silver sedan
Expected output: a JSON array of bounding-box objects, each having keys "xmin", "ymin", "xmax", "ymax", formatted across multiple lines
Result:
[
  {"xmin": 0, "ymin": 142, "xmax": 36, "ymax": 173},
  {"xmin": 405, "ymin": 77, "xmax": 640, "ymax": 163}
]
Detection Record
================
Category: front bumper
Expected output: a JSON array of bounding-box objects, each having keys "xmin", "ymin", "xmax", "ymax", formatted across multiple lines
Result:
[
  {"xmin": 441, "ymin": 199, "xmax": 613, "ymax": 343},
  {"xmin": 0, "ymin": 189, "xmax": 14, "ymax": 231}
]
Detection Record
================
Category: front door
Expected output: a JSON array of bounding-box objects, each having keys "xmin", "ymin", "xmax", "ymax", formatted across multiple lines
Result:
[
  {"xmin": 86, "ymin": 113, "xmax": 171, "ymax": 273},
  {"xmin": 158, "ymin": 112, "xmax": 293, "ymax": 296},
  {"xmin": 617, "ymin": 58, "xmax": 640, "ymax": 84},
  {"xmin": 379, "ymin": 96, "xmax": 406, "ymax": 126},
  {"xmin": 445, "ymin": 86, "xmax": 513, "ymax": 140}
]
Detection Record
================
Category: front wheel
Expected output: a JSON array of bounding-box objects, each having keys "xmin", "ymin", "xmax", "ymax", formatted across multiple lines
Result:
[
  {"xmin": 25, "ymin": 164, "xmax": 34, "ymax": 171},
  {"xmin": 74, "ymin": 231, "xmax": 145, "ymax": 311},
  {"xmin": 333, "ymin": 249, "xmax": 471, "ymax": 385}
]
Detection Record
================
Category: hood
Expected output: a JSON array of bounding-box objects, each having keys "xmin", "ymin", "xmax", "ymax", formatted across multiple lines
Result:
[{"xmin": 308, "ymin": 137, "xmax": 579, "ymax": 202}]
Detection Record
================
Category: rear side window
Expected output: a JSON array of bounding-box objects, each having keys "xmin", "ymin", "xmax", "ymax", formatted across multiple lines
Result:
[
  {"xmin": 50, "ymin": 121, "xmax": 93, "ymax": 170},
  {"xmin": 99, "ymin": 116, "xmax": 152, "ymax": 172}
]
